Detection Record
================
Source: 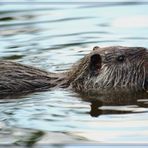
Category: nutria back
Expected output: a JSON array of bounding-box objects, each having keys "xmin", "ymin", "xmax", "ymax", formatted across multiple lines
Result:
[
  {"xmin": 0, "ymin": 46, "xmax": 147, "ymax": 98},
  {"xmin": 0, "ymin": 61, "xmax": 67, "ymax": 97}
]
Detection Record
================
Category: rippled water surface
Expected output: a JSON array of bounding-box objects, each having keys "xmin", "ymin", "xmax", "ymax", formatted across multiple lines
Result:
[{"xmin": 0, "ymin": 1, "xmax": 148, "ymax": 146}]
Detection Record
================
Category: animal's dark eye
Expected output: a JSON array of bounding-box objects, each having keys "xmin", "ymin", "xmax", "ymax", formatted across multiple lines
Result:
[{"xmin": 116, "ymin": 55, "xmax": 125, "ymax": 62}]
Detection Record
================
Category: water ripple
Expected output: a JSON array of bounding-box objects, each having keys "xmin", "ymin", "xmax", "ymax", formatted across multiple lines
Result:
[{"xmin": 0, "ymin": 1, "xmax": 148, "ymax": 144}]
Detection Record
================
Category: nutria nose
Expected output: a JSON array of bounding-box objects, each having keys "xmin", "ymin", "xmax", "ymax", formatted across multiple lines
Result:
[{"xmin": 89, "ymin": 54, "xmax": 102, "ymax": 75}]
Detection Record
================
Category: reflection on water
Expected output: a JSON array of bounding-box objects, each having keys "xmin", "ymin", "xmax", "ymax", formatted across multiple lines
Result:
[{"xmin": 0, "ymin": 1, "xmax": 148, "ymax": 146}]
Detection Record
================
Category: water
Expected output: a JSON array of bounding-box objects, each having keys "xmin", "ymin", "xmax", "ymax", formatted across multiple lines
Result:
[{"xmin": 0, "ymin": 1, "xmax": 148, "ymax": 146}]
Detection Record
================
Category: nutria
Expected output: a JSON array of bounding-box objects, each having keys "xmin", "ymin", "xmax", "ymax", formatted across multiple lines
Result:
[{"xmin": 0, "ymin": 46, "xmax": 147, "ymax": 98}]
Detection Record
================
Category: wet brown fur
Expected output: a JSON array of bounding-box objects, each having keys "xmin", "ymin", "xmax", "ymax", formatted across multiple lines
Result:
[
  {"xmin": 69, "ymin": 46, "xmax": 148, "ymax": 94},
  {"xmin": 0, "ymin": 46, "xmax": 147, "ymax": 98}
]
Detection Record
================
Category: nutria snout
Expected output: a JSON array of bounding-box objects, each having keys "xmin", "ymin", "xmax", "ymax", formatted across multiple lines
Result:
[{"xmin": 0, "ymin": 46, "xmax": 147, "ymax": 98}]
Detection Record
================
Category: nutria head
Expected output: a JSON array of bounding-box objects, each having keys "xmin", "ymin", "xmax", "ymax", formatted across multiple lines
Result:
[{"xmin": 68, "ymin": 46, "xmax": 148, "ymax": 94}]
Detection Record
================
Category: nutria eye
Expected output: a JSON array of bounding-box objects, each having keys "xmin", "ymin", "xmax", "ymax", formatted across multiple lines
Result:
[{"xmin": 116, "ymin": 55, "xmax": 125, "ymax": 62}]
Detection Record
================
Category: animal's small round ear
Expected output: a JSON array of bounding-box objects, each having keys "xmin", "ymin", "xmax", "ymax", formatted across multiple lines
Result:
[
  {"xmin": 89, "ymin": 53, "xmax": 102, "ymax": 76},
  {"xmin": 93, "ymin": 46, "xmax": 100, "ymax": 51}
]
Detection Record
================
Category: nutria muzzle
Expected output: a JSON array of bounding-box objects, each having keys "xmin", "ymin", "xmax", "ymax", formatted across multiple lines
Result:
[{"xmin": 0, "ymin": 46, "xmax": 147, "ymax": 98}]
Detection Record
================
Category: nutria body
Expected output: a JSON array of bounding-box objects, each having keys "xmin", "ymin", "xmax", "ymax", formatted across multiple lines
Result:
[
  {"xmin": 0, "ymin": 46, "xmax": 147, "ymax": 98},
  {"xmin": 0, "ymin": 61, "xmax": 67, "ymax": 96}
]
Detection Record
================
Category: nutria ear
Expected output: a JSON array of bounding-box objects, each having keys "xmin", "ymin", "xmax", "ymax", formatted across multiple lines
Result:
[
  {"xmin": 93, "ymin": 46, "xmax": 100, "ymax": 51},
  {"xmin": 89, "ymin": 54, "xmax": 102, "ymax": 76}
]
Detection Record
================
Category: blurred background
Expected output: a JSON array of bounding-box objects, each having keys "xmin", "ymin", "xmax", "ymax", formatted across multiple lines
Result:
[{"xmin": 0, "ymin": 0, "xmax": 148, "ymax": 147}]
